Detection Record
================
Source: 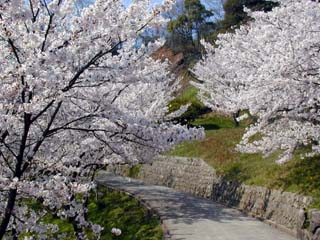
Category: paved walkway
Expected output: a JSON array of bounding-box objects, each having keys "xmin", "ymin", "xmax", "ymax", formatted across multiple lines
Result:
[{"xmin": 95, "ymin": 172, "xmax": 297, "ymax": 240}]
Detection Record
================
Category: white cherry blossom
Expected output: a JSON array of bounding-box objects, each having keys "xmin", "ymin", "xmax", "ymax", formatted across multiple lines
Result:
[
  {"xmin": 0, "ymin": 0, "xmax": 204, "ymax": 238},
  {"xmin": 193, "ymin": 0, "xmax": 320, "ymax": 164}
]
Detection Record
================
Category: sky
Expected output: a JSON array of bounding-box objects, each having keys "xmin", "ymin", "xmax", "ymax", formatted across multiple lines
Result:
[
  {"xmin": 122, "ymin": 0, "xmax": 224, "ymax": 16},
  {"xmin": 122, "ymin": 0, "xmax": 162, "ymax": 7},
  {"xmin": 77, "ymin": 0, "xmax": 224, "ymax": 19}
]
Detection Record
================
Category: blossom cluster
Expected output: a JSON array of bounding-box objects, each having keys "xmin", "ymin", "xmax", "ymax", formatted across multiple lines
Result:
[{"xmin": 111, "ymin": 227, "xmax": 122, "ymax": 236}]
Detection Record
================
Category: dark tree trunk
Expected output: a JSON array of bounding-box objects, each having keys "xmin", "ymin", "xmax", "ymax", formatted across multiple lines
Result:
[
  {"xmin": 0, "ymin": 113, "xmax": 31, "ymax": 239},
  {"xmin": 72, "ymin": 220, "xmax": 84, "ymax": 240},
  {"xmin": 233, "ymin": 110, "xmax": 241, "ymax": 127},
  {"xmin": 11, "ymin": 218, "xmax": 18, "ymax": 240},
  {"xmin": 0, "ymin": 189, "xmax": 17, "ymax": 239}
]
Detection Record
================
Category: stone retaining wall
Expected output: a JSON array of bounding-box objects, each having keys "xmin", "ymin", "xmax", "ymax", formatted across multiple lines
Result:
[
  {"xmin": 107, "ymin": 156, "xmax": 319, "ymax": 239},
  {"xmin": 137, "ymin": 156, "xmax": 215, "ymax": 198}
]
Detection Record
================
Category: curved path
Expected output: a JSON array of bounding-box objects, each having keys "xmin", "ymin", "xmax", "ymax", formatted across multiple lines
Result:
[{"xmin": 95, "ymin": 172, "xmax": 296, "ymax": 240}]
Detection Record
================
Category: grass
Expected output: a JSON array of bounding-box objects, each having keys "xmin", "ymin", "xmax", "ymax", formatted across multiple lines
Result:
[
  {"xmin": 18, "ymin": 200, "xmax": 75, "ymax": 240},
  {"xmin": 168, "ymin": 112, "xmax": 320, "ymax": 208},
  {"xmin": 168, "ymin": 85, "xmax": 203, "ymax": 110},
  {"xmin": 171, "ymin": 85, "xmax": 200, "ymax": 105},
  {"xmin": 19, "ymin": 187, "xmax": 162, "ymax": 240},
  {"xmin": 169, "ymin": 85, "xmax": 209, "ymax": 123},
  {"xmin": 87, "ymin": 187, "xmax": 163, "ymax": 240},
  {"xmin": 127, "ymin": 165, "xmax": 142, "ymax": 178}
]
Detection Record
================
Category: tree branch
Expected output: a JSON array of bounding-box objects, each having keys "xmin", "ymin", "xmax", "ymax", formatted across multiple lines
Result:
[{"xmin": 62, "ymin": 40, "xmax": 124, "ymax": 92}]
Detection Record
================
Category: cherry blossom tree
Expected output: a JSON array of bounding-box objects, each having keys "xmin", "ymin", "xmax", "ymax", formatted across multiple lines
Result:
[
  {"xmin": 192, "ymin": 40, "xmax": 247, "ymax": 127},
  {"xmin": 192, "ymin": 0, "xmax": 320, "ymax": 163},
  {"xmin": 0, "ymin": 0, "xmax": 204, "ymax": 238}
]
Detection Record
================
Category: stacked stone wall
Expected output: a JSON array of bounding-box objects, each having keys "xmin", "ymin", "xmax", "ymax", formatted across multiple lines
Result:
[
  {"xmin": 137, "ymin": 156, "xmax": 215, "ymax": 198},
  {"xmin": 107, "ymin": 156, "xmax": 319, "ymax": 239}
]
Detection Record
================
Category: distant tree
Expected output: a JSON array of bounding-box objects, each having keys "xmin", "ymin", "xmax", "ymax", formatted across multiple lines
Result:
[
  {"xmin": 168, "ymin": 14, "xmax": 194, "ymax": 46},
  {"xmin": 223, "ymin": 0, "xmax": 276, "ymax": 28},
  {"xmin": 167, "ymin": 0, "xmax": 213, "ymax": 52},
  {"xmin": 185, "ymin": 0, "xmax": 213, "ymax": 46}
]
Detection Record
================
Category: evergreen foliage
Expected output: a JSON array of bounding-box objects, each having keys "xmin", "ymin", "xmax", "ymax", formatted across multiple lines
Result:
[{"xmin": 167, "ymin": 0, "xmax": 213, "ymax": 54}]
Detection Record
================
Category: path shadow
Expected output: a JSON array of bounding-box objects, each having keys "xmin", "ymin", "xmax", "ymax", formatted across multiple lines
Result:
[
  {"xmin": 96, "ymin": 173, "xmax": 252, "ymax": 225},
  {"xmin": 95, "ymin": 172, "xmax": 295, "ymax": 240}
]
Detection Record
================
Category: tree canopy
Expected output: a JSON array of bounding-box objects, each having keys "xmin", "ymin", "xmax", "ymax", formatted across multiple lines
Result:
[
  {"xmin": 0, "ymin": 0, "xmax": 203, "ymax": 238},
  {"xmin": 193, "ymin": 0, "xmax": 320, "ymax": 164},
  {"xmin": 209, "ymin": 0, "xmax": 278, "ymax": 42}
]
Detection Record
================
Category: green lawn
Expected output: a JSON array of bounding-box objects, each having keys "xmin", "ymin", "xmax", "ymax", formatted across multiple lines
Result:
[{"xmin": 169, "ymin": 112, "xmax": 320, "ymax": 208}]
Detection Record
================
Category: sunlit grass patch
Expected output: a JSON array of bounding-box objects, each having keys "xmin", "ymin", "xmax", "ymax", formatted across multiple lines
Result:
[
  {"xmin": 168, "ymin": 85, "xmax": 209, "ymax": 122},
  {"xmin": 168, "ymin": 112, "xmax": 320, "ymax": 207}
]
